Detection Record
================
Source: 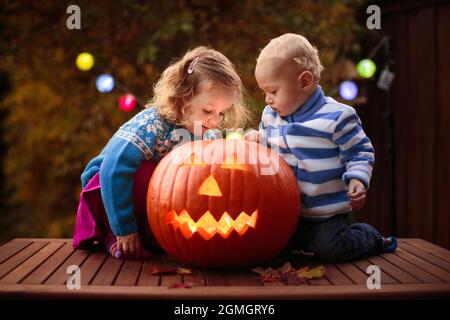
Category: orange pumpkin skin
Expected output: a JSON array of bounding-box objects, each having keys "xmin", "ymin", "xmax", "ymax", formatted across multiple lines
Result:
[{"xmin": 147, "ymin": 139, "xmax": 300, "ymax": 267}]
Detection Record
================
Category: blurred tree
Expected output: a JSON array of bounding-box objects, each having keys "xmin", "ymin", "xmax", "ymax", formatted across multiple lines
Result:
[{"xmin": 0, "ymin": 0, "xmax": 364, "ymax": 242}]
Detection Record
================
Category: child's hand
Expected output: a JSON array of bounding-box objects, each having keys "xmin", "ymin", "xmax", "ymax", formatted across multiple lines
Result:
[
  {"xmin": 347, "ymin": 179, "xmax": 366, "ymax": 211},
  {"xmin": 116, "ymin": 232, "xmax": 151, "ymax": 259},
  {"xmin": 244, "ymin": 130, "xmax": 260, "ymax": 142}
]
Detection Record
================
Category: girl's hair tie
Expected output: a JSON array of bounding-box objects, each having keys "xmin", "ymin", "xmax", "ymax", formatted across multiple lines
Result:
[{"xmin": 187, "ymin": 57, "xmax": 199, "ymax": 74}]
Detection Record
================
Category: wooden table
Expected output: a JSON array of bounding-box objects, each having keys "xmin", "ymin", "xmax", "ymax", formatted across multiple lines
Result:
[{"xmin": 0, "ymin": 238, "xmax": 449, "ymax": 299}]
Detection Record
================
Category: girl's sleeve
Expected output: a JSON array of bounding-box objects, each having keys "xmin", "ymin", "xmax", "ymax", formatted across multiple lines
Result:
[
  {"xmin": 81, "ymin": 156, "xmax": 103, "ymax": 189},
  {"xmin": 99, "ymin": 137, "xmax": 150, "ymax": 236},
  {"xmin": 99, "ymin": 109, "xmax": 163, "ymax": 236}
]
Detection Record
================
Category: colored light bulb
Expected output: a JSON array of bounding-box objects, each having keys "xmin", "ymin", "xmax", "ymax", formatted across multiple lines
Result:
[
  {"xmin": 357, "ymin": 59, "xmax": 377, "ymax": 78},
  {"xmin": 76, "ymin": 52, "xmax": 94, "ymax": 71},
  {"xmin": 96, "ymin": 74, "xmax": 115, "ymax": 93}
]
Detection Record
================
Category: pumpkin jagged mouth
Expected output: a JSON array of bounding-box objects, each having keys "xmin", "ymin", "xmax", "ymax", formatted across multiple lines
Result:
[{"xmin": 164, "ymin": 209, "xmax": 258, "ymax": 240}]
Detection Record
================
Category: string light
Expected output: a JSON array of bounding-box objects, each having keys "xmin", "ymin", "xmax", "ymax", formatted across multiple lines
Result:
[
  {"xmin": 339, "ymin": 80, "xmax": 359, "ymax": 100},
  {"xmin": 357, "ymin": 59, "xmax": 377, "ymax": 78},
  {"xmin": 76, "ymin": 52, "xmax": 147, "ymax": 112},
  {"xmin": 118, "ymin": 94, "xmax": 137, "ymax": 112},
  {"xmin": 96, "ymin": 74, "xmax": 115, "ymax": 93},
  {"xmin": 75, "ymin": 52, "xmax": 95, "ymax": 71}
]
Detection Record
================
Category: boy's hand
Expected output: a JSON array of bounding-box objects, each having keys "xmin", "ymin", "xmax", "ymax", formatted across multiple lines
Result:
[
  {"xmin": 348, "ymin": 178, "xmax": 366, "ymax": 211},
  {"xmin": 116, "ymin": 232, "xmax": 151, "ymax": 259},
  {"xmin": 244, "ymin": 130, "xmax": 260, "ymax": 142}
]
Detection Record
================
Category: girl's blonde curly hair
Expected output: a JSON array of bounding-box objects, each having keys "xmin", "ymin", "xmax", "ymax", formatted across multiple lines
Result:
[{"xmin": 147, "ymin": 46, "xmax": 251, "ymax": 129}]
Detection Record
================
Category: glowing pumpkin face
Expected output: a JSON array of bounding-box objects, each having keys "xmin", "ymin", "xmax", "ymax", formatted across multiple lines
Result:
[
  {"xmin": 147, "ymin": 139, "xmax": 300, "ymax": 267},
  {"xmin": 164, "ymin": 173, "xmax": 259, "ymax": 240}
]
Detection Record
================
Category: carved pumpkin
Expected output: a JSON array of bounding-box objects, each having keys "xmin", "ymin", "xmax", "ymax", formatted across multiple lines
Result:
[{"xmin": 147, "ymin": 139, "xmax": 300, "ymax": 267}]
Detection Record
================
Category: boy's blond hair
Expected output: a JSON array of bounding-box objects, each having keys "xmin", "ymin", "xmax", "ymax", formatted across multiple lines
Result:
[
  {"xmin": 147, "ymin": 46, "xmax": 251, "ymax": 129},
  {"xmin": 257, "ymin": 33, "xmax": 324, "ymax": 81}
]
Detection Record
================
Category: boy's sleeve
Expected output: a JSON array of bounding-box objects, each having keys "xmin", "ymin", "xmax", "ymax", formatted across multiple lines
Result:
[
  {"xmin": 332, "ymin": 108, "xmax": 375, "ymax": 189},
  {"xmin": 258, "ymin": 107, "xmax": 270, "ymax": 148}
]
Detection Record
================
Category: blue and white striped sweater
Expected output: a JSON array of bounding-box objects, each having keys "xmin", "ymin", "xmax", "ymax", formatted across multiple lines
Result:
[{"xmin": 259, "ymin": 86, "xmax": 375, "ymax": 220}]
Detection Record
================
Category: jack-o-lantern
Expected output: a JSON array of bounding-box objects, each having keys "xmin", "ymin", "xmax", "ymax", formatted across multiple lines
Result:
[{"xmin": 147, "ymin": 139, "xmax": 300, "ymax": 267}]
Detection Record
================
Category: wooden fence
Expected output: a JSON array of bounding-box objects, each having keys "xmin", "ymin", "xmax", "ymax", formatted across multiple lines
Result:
[{"xmin": 356, "ymin": 0, "xmax": 450, "ymax": 249}]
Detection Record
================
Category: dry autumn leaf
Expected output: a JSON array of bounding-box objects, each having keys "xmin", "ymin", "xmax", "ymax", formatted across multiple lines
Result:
[
  {"xmin": 296, "ymin": 266, "xmax": 326, "ymax": 279},
  {"xmin": 177, "ymin": 268, "xmax": 192, "ymax": 275},
  {"xmin": 252, "ymin": 263, "xmax": 326, "ymax": 285},
  {"xmin": 279, "ymin": 262, "xmax": 294, "ymax": 273},
  {"xmin": 148, "ymin": 267, "xmax": 193, "ymax": 275},
  {"xmin": 149, "ymin": 267, "xmax": 178, "ymax": 275},
  {"xmin": 280, "ymin": 272, "xmax": 305, "ymax": 285},
  {"xmin": 168, "ymin": 282, "xmax": 194, "ymax": 289}
]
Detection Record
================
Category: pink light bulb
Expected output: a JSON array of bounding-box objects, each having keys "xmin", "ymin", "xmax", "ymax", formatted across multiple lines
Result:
[{"xmin": 118, "ymin": 94, "xmax": 137, "ymax": 112}]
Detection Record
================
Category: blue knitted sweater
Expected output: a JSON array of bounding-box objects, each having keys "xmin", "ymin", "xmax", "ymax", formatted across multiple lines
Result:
[{"xmin": 81, "ymin": 107, "xmax": 180, "ymax": 236}]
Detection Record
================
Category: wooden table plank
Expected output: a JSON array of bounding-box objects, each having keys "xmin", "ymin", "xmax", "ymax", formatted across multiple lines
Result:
[
  {"xmin": 400, "ymin": 242, "xmax": 450, "ymax": 273},
  {"xmin": 307, "ymin": 276, "xmax": 331, "ymax": 286},
  {"xmin": 0, "ymin": 242, "xmax": 64, "ymax": 284},
  {"xmin": 21, "ymin": 242, "xmax": 76, "ymax": 284},
  {"xmin": 403, "ymin": 239, "xmax": 450, "ymax": 263},
  {"xmin": 1, "ymin": 283, "xmax": 449, "ymax": 299},
  {"xmin": 321, "ymin": 264, "xmax": 354, "ymax": 285},
  {"xmin": 114, "ymin": 260, "xmax": 143, "ymax": 286},
  {"xmin": 44, "ymin": 249, "xmax": 90, "ymax": 285},
  {"xmin": 206, "ymin": 268, "xmax": 261, "ymax": 286},
  {"xmin": 79, "ymin": 251, "xmax": 108, "ymax": 286},
  {"xmin": 333, "ymin": 262, "xmax": 371, "ymax": 285},
  {"xmin": 137, "ymin": 255, "xmax": 162, "ymax": 286},
  {"xmin": 379, "ymin": 251, "xmax": 444, "ymax": 284},
  {"xmin": 0, "ymin": 238, "xmax": 449, "ymax": 299},
  {"xmin": 394, "ymin": 248, "xmax": 450, "ymax": 283},
  {"xmin": 13, "ymin": 238, "xmax": 72, "ymax": 242},
  {"xmin": 0, "ymin": 239, "xmax": 32, "ymax": 264},
  {"xmin": 352, "ymin": 258, "xmax": 398, "ymax": 284},
  {"xmin": 90, "ymin": 256, "xmax": 123, "ymax": 286},
  {"xmin": 366, "ymin": 255, "xmax": 422, "ymax": 284},
  {"xmin": 0, "ymin": 242, "xmax": 47, "ymax": 279}
]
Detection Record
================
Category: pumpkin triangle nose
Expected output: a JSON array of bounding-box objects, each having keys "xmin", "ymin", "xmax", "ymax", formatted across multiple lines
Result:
[{"xmin": 198, "ymin": 174, "xmax": 222, "ymax": 197}]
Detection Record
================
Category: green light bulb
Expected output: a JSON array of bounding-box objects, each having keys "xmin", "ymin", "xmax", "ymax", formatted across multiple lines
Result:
[{"xmin": 357, "ymin": 59, "xmax": 377, "ymax": 78}]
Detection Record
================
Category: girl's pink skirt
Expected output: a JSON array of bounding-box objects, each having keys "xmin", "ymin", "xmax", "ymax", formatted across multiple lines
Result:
[{"xmin": 72, "ymin": 160, "xmax": 158, "ymax": 250}]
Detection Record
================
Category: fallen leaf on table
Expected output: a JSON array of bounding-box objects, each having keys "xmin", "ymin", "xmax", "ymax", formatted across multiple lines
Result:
[
  {"xmin": 252, "ymin": 263, "xmax": 326, "ymax": 285},
  {"xmin": 296, "ymin": 266, "xmax": 326, "ymax": 279},
  {"xmin": 149, "ymin": 266, "xmax": 193, "ymax": 275},
  {"xmin": 252, "ymin": 267, "xmax": 278, "ymax": 277},
  {"xmin": 252, "ymin": 267, "xmax": 280, "ymax": 282},
  {"xmin": 177, "ymin": 267, "xmax": 192, "ymax": 275},
  {"xmin": 280, "ymin": 272, "xmax": 306, "ymax": 285},
  {"xmin": 252, "ymin": 267, "xmax": 266, "ymax": 276},
  {"xmin": 279, "ymin": 262, "xmax": 294, "ymax": 274},
  {"xmin": 149, "ymin": 267, "xmax": 178, "ymax": 275},
  {"xmin": 168, "ymin": 282, "xmax": 194, "ymax": 289}
]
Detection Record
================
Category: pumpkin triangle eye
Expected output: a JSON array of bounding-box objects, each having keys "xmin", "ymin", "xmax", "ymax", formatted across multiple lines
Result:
[
  {"xmin": 198, "ymin": 175, "xmax": 222, "ymax": 197},
  {"xmin": 221, "ymin": 154, "xmax": 247, "ymax": 171},
  {"xmin": 182, "ymin": 152, "xmax": 205, "ymax": 166}
]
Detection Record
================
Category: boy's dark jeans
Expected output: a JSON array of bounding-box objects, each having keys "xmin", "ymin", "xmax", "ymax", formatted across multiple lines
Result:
[{"xmin": 288, "ymin": 213, "xmax": 385, "ymax": 263}]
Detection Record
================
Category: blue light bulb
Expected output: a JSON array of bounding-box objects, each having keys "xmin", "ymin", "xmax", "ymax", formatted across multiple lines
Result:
[
  {"xmin": 96, "ymin": 74, "xmax": 115, "ymax": 93},
  {"xmin": 339, "ymin": 81, "xmax": 358, "ymax": 100}
]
